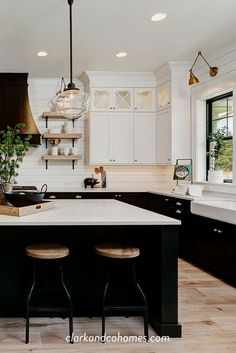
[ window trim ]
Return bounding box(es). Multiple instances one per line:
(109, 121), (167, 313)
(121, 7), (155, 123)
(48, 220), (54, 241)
(206, 92), (233, 182)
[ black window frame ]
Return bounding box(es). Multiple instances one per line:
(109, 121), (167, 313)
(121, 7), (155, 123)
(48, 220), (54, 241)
(206, 92), (233, 183)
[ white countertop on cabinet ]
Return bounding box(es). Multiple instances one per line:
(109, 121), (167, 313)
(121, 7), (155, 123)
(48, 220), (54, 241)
(0, 199), (181, 226)
(191, 200), (236, 225)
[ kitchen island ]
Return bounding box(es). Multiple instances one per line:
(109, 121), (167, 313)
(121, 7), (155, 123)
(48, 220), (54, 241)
(0, 199), (181, 337)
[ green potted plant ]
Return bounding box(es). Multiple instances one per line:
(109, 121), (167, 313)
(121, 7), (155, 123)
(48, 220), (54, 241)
(207, 127), (226, 183)
(0, 123), (31, 192)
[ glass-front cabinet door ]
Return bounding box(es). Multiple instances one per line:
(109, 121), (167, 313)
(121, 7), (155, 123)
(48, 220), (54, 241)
(90, 88), (111, 111)
(113, 88), (133, 111)
(134, 88), (156, 112)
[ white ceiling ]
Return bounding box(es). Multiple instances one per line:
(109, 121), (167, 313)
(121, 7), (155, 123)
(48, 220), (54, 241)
(0, 0), (236, 78)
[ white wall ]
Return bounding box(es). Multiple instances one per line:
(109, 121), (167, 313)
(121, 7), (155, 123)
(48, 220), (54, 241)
(15, 78), (175, 190)
(191, 46), (236, 190)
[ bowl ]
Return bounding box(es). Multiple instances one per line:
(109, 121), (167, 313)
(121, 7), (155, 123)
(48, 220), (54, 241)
(3, 191), (45, 207)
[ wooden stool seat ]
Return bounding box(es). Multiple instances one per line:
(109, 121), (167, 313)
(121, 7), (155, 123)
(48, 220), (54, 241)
(26, 243), (69, 260)
(95, 243), (140, 259)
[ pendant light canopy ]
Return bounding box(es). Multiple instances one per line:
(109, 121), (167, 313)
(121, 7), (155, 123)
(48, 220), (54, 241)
(53, 0), (90, 119)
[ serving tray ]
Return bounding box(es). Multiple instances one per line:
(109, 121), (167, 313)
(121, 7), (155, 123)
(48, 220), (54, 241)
(0, 200), (55, 217)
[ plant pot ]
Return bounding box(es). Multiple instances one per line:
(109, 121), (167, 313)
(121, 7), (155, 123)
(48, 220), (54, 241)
(208, 170), (224, 183)
(2, 182), (13, 192)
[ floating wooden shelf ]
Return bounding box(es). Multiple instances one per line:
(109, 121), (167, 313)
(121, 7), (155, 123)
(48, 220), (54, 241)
(43, 133), (82, 139)
(42, 155), (82, 160)
(42, 112), (65, 119)
(42, 155), (82, 170)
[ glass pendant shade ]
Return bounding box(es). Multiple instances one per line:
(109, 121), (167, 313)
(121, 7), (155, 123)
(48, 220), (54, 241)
(53, 88), (90, 119)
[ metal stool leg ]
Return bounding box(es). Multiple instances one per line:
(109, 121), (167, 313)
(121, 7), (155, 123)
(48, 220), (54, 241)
(102, 271), (110, 340)
(25, 264), (36, 344)
(131, 263), (149, 341)
(60, 265), (73, 344)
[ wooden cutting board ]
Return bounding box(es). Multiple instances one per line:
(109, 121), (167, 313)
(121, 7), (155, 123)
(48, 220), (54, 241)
(0, 200), (55, 217)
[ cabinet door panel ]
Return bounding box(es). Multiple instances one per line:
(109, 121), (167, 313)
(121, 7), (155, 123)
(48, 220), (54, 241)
(89, 113), (110, 164)
(91, 88), (111, 111)
(134, 88), (156, 112)
(157, 109), (171, 164)
(157, 82), (171, 111)
(133, 113), (156, 164)
(113, 88), (133, 111)
(110, 113), (133, 164)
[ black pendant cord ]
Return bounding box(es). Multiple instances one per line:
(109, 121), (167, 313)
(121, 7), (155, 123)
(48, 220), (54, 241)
(68, 0), (75, 89)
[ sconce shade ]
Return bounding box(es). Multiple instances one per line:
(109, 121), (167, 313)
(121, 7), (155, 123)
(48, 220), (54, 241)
(53, 0), (90, 119)
(189, 70), (199, 85)
(188, 51), (218, 85)
(209, 66), (218, 77)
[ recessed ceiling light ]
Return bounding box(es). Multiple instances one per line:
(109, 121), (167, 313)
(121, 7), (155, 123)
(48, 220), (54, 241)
(151, 13), (167, 22)
(116, 52), (127, 58)
(37, 51), (48, 57)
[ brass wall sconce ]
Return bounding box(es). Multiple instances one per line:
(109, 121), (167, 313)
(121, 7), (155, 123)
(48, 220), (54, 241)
(189, 51), (218, 85)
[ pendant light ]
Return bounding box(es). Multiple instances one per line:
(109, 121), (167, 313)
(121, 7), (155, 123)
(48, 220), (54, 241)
(53, 0), (90, 119)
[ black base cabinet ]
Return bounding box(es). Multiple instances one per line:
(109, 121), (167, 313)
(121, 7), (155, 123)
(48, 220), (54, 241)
(183, 214), (236, 286)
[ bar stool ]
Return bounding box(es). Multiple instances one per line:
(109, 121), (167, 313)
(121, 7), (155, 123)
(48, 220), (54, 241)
(25, 243), (73, 344)
(95, 243), (148, 340)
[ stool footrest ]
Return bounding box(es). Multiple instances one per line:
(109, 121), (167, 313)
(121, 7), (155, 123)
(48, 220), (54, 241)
(28, 306), (70, 313)
(104, 305), (147, 312)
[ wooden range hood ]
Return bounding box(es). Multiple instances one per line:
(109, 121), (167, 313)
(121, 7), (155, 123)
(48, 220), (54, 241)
(0, 73), (41, 145)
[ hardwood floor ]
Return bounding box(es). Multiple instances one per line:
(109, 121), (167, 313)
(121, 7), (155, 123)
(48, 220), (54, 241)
(0, 259), (235, 352)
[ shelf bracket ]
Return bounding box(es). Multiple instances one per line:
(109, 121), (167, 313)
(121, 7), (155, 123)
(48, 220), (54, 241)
(45, 117), (48, 128)
(72, 119), (75, 128)
(72, 138), (75, 147)
(72, 160), (75, 169)
(45, 160), (48, 170)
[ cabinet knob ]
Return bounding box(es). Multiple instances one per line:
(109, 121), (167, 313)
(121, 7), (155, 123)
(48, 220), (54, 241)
(134, 159), (138, 162)
(218, 229), (223, 234)
(168, 158), (170, 161)
(109, 107), (112, 110)
(176, 202), (182, 206)
(75, 195), (82, 199)
(49, 195), (56, 199)
(175, 209), (182, 214)
(113, 107), (115, 110)
(165, 198), (169, 202)
(109, 159), (112, 162)
(135, 107), (138, 110)
(113, 159), (116, 162)
(213, 228), (218, 232)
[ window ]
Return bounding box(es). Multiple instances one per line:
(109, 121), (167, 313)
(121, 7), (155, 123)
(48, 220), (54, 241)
(206, 92), (233, 182)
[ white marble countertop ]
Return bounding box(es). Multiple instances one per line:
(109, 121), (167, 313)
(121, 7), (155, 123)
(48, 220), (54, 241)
(0, 199), (181, 226)
(191, 200), (236, 225)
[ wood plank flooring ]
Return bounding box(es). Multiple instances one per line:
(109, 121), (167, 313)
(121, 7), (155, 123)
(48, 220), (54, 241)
(0, 259), (235, 352)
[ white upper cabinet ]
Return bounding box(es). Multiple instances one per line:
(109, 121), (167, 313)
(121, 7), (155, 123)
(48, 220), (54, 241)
(113, 88), (133, 111)
(157, 81), (171, 111)
(89, 112), (133, 165)
(155, 63), (191, 164)
(91, 87), (156, 112)
(91, 88), (133, 111)
(156, 109), (171, 164)
(133, 113), (156, 164)
(89, 112), (110, 164)
(134, 88), (156, 112)
(110, 113), (133, 164)
(90, 88), (111, 111)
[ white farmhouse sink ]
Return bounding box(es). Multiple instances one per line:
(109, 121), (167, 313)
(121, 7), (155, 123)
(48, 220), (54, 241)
(191, 200), (236, 225)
